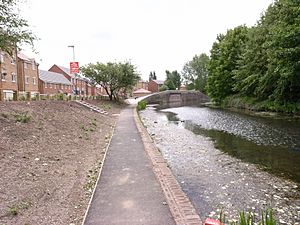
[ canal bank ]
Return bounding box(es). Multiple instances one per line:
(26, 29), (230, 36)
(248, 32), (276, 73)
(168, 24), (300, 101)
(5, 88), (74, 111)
(139, 105), (300, 224)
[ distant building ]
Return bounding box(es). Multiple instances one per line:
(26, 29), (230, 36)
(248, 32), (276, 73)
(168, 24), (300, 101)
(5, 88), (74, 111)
(134, 79), (148, 91)
(38, 70), (72, 95)
(148, 79), (164, 93)
(132, 88), (151, 98)
(48, 64), (87, 95)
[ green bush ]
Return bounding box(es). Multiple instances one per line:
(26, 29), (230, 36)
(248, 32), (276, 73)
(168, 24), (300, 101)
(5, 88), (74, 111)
(14, 112), (31, 123)
(137, 100), (147, 111)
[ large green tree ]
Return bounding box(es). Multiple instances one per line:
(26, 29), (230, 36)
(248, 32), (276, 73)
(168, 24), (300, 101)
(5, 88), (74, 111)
(81, 61), (140, 101)
(259, 0), (300, 103)
(165, 70), (181, 90)
(0, 0), (35, 55)
(182, 53), (210, 93)
(234, 0), (300, 104)
(206, 25), (249, 103)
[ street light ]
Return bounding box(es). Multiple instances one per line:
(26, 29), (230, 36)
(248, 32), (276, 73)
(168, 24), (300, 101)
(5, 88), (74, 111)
(68, 45), (77, 94)
(68, 45), (75, 62)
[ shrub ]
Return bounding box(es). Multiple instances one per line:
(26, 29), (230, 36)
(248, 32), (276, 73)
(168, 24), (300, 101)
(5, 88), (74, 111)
(137, 100), (147, 110)
(14, 112), (31, 123)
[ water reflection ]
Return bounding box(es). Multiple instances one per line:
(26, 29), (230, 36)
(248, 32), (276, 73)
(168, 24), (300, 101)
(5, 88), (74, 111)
(161, 106), (300, 184)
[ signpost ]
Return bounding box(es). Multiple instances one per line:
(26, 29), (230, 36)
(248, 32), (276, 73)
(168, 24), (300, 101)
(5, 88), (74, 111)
(70, 61), (79, 74)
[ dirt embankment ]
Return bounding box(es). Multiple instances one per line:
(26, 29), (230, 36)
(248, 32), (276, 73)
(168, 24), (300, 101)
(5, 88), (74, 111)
(0, 100), (123, 225)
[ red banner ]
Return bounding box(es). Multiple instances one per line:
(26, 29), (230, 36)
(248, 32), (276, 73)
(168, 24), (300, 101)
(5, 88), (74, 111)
(70, 62), (79, 74)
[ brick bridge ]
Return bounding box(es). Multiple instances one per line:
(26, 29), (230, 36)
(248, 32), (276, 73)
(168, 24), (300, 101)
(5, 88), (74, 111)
(141, 90), (210, 107)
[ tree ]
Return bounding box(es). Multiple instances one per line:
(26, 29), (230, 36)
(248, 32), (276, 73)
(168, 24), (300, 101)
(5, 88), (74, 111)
(234, 0), (300, 104)
(0, 0), (36, 55)
(149, 71), (157, 81)
(165, 70), (181, 90)
(206, 25), (249, 104)
(182, 53), (210, 93)
(81, 61), (140, 101)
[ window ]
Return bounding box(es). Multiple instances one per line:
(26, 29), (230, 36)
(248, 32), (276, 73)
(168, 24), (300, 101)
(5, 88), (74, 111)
(24, 62), (28, 69)
(1, 70), (7, 81)
(45, 83), (48, 88)
(11, 73), (17, 82)
(49, 83), (52, 88)
(25, 76), (29, 84)
(33, 77), (36, 85)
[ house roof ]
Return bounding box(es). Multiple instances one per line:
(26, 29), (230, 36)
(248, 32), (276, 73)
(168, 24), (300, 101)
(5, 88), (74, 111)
(39, 70), (72, 85)
(152, 80), (164, 85)
(17, 52), (33, 62)
(55, 65), (86, 80)
(133, 88), (151, 94)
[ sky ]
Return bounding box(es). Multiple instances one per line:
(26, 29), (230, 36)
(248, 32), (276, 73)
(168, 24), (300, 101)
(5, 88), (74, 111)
(20, 0), (273, 80)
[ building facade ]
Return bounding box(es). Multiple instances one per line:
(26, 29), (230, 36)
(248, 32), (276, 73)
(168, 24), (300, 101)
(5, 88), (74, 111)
(0, 50), (18, 100)
(148, 80), (164, 93)
(0, 51), (39, 100)
(39, 70), (72, 95)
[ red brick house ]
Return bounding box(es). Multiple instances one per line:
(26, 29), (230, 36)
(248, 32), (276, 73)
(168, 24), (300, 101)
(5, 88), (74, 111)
(39, 70), (72, 95)
(0, 51), (39, 100)
(48, 64), (88, 95)
(148, 79), (164, 93)
(0, 50), (18, 100)
(17, 52), (39, 97)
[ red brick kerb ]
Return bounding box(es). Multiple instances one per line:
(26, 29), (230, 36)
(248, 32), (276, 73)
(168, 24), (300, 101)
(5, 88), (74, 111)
(134, 108), (202, 225)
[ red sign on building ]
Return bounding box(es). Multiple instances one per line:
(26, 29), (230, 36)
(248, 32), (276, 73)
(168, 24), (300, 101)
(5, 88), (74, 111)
(70, 62), (79, 74)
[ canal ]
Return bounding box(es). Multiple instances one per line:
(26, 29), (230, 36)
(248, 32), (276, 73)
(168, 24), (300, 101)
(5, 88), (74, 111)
(140, 105), (300, 224)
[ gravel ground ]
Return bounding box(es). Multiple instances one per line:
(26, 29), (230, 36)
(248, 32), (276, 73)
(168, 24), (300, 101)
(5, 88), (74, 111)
(140, 106), (300, 224)
(0, 100), (122, 225)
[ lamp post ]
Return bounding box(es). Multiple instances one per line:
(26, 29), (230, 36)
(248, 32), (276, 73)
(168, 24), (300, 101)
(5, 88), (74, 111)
(68, 45), (77, 95)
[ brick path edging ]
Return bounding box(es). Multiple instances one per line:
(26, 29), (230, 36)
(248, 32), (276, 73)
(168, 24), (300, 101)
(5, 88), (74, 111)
(134, 108), (203, 225)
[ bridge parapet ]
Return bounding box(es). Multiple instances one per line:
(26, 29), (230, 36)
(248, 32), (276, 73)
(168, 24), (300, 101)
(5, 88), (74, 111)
(142, 90), (209, 107)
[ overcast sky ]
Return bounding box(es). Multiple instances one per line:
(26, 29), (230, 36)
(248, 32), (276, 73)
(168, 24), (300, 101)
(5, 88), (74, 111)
(21, 0), (273, 80)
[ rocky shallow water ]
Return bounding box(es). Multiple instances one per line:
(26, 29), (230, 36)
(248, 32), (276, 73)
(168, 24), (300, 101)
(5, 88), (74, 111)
(140, 106), (300, 224)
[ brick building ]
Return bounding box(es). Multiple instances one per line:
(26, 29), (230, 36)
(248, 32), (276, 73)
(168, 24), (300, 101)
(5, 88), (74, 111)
(17, 52), (39, 97)
(0, 51), (39, 100)
(39, 70), (72, 95)
(148, 79), (164, 93)
(48, 64), (88, 95)
(0, 50), (18, 100)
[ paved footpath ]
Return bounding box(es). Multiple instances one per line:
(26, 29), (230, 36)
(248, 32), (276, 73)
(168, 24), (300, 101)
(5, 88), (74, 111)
(84, 106), (176, 225)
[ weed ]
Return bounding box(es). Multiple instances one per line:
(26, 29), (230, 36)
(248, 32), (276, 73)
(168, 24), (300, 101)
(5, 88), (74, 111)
(14, 112), (31, 123)
(1, 112), (9, 118)
(137, 100), (147, 111)
(8, 206), (18, 216)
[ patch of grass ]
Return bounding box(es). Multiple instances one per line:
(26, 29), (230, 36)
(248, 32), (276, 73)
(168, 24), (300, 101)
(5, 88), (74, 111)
(14, 112), (31, 123)
(8, 206), (18, 216)
(137, 100), (147, 111)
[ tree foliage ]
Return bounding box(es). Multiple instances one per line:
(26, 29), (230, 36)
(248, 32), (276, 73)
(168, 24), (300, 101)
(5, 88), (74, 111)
(149, 71), (157, 81)
(81, 61), (140, 101)
(182, 53), (210, 93)
(207, 25), (249, 103)
(207, 0), (300, 110)
(0, 0), (36, 55)
(165, 70), (181, 90)
(234, 0), (300, 104)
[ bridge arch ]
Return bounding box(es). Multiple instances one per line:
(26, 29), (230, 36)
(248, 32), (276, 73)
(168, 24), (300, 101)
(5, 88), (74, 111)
(141, 90), (210, 107)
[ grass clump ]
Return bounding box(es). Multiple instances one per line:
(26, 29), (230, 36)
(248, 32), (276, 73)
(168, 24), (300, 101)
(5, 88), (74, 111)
(137, 100), (147, 111)
(14, 112), (31, 123)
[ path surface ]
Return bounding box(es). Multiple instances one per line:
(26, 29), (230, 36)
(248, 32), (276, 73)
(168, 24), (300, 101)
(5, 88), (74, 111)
(84, 106), (175, 225)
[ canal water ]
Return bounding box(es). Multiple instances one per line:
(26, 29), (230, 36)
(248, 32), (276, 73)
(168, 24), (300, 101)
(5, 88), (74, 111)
(140, 105), (300, 224)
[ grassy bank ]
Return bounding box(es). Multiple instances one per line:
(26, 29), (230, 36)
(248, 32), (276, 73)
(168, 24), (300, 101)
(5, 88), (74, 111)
(220, 95), (300, 115)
